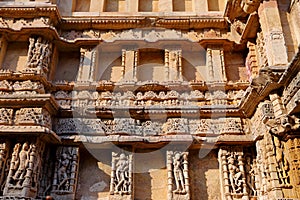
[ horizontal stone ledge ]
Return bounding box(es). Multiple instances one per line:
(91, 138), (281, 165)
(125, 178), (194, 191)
(0, 125), (61, 144)
(60, 134), (256, 145)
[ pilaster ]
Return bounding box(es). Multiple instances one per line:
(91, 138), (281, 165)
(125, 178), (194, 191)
(258, 0), (288, 67)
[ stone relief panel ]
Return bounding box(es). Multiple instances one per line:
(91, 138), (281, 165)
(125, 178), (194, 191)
(110, 152), (133, 200)
(24, 37), (52, 75)
(219, 146), (250, 200)
(55, 117), (245, 136)
(3, 140), (44, 198)
(167, 151), (189, 200)
(53, 89), (245, 110)
(15, 108), (51, 128)
(51, 146), (80, 200)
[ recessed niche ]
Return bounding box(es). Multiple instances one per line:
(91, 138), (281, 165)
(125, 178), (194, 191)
(55, 51), (80, 81)
(173, 0), (192, 12)
(137, 49), (164, 82)
(139, 0), (159, 12)
(104, 0), (126, 12)
(74, 0), (91, 12)
(2, 42), (28, 72)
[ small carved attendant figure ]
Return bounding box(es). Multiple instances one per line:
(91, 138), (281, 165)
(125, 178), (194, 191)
(228, 156), (243, 193)
(57, 153), (71, 190)
(173, 153), (186, 193)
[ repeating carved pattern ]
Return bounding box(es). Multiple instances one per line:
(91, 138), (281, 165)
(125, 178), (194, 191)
(110, 152), (133, 199)
(0, 109), (13, 125)
(53, 89), (245, 109)
(55, 117), (245, 136)
(167, 151), (189, 200)
(51, 147), (79, 200)
(15, 108), (51, 128)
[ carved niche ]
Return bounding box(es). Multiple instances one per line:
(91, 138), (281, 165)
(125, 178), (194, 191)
(167, 151), (189, 200)
(110, 152), (133, 200)
(3, 140), (44, 198)
(219, 147), (249, 200)
(25, 37), (52, 75)
(51, 146), (80, 200)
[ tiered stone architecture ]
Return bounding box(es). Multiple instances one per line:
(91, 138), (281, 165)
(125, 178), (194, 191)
(0, 0), (299, 199)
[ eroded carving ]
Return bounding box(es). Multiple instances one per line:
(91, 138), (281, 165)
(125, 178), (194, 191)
(25, 37), (52, 75)
(51, 147), (80, 200)
(167, 151), (189, 200)
(110, 152), (132, 198)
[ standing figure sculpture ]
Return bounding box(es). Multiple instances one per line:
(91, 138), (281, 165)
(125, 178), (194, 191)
(228, 156), (243, 193)
(13, 143), (30, 186)
(173, 153), (186, 193)
(114, 153), (129, 194)
(57, 153), (71, 191)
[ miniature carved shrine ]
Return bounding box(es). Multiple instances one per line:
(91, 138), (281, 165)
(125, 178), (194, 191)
(0, 0), (299, 199)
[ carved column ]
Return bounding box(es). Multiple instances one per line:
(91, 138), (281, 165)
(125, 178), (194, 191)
(206, 46), (226, 82)
(51, 146), (80, 200)
(126, 0), (138, 12)
(167, 151), (189, 200)
(3, 140), (45, 198)
(109, 152), (133, 200)
(165, 49), (182, 81)
(258, 0), (288, 66)
(0, 141), (10, 196)
(77, 47), (97, 82)
(218, 147), (249, 200)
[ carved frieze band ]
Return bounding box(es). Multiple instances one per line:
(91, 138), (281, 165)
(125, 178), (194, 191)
(55, 117), (244, 136)
(0, 80), (45, 95)
(54, 89), (245, 110)
(0, 108), (51, 128)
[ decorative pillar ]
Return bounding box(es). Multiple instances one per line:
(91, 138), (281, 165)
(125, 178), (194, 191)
(166, 151), (189, 200)
(0, 141), (10, 195)
(164, 49), (170, 81)
(109, 152), (133, 200)
(77, 47), (97, 82)
(123, 49), (138, 81)
(126, 0), (138, 12)
(258, 0), (288, 66)
(206, 45), (226, 82)
(51, 146), (80, 200)
(166, 49), (182, 81)
(0, 36), (7, 68)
